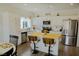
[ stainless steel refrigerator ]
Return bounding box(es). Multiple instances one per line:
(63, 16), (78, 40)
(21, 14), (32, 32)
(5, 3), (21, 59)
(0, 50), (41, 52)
(63, 19), (78, 46)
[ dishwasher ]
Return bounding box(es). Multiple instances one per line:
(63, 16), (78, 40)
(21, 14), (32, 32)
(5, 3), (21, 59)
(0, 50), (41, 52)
(21, 32), (27, 44)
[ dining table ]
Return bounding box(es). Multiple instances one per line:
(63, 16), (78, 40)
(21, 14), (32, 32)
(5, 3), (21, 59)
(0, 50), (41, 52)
(28, 32), (64, 56)
(0, 42), (15, 56)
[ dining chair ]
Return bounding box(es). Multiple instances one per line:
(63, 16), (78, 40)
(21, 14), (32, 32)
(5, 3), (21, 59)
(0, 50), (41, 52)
(9, 35), (18, 56)
(0, 48), (13, 56)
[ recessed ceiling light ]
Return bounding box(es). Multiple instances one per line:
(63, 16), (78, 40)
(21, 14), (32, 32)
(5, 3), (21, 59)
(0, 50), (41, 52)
(49, 5), (53, 8)
(70, 3), (74, 6)
(34, 8), (38, 10)
(24, 4), (28, 6)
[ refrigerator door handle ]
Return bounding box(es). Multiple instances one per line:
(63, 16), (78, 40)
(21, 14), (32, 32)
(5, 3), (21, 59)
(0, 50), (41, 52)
(75, 22), (78, 37)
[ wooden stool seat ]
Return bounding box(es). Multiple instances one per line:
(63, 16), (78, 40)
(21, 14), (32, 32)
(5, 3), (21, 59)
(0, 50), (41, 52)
(28, 36), (37, 42)
(43, 38), (54, 44)
(42, 30), (49, 33)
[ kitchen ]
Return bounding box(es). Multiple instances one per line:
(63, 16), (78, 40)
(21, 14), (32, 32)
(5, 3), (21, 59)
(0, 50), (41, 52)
(0, 3), (79, 56)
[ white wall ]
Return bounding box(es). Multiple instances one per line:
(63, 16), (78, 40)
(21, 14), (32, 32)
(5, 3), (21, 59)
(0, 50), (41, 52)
(2, 12), (10, 42)
(0, 13), (3, 42)
(0, 12), (10, 43)
(9, 13), (21, 45)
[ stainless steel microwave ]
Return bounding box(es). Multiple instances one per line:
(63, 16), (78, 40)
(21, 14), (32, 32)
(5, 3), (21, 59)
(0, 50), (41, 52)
(43, 21), (50, 25)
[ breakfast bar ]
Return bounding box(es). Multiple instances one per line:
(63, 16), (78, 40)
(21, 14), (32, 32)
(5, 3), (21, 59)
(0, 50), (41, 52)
(28, 32), (63, 56)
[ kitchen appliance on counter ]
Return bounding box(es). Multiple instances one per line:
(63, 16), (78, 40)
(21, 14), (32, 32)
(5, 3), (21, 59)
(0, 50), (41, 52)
(43, 20), (50, 25)
(42, 20), (52, 33)
(63, 19), (78, 46)
(42, 27), (52, 33)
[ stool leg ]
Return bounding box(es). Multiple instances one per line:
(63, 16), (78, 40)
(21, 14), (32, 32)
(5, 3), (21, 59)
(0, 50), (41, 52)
(32, 42), (39, 54)
(45, 44), (53, 56)
(48, 45), (51, 55)
(48, 44), (54, 56)
(33, 42), (36, 53)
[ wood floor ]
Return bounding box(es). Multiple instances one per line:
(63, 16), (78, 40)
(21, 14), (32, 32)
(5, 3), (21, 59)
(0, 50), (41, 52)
(17, 42), (79, 56)
(59, 44), (79, 56)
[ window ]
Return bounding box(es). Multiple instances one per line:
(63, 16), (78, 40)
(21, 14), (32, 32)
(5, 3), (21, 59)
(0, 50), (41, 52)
(20, 17), (31, 29)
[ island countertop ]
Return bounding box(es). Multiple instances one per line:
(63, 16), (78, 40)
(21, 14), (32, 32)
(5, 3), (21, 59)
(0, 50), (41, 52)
(28, 32), (64, 39)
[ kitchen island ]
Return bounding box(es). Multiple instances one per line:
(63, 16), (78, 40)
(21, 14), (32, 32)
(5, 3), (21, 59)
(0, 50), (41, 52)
(28, 32), (63, 56)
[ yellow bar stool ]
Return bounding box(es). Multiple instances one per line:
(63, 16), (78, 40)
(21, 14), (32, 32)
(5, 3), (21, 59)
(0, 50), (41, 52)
(43, 38), (55, 56)
(28, 36), (39, 54)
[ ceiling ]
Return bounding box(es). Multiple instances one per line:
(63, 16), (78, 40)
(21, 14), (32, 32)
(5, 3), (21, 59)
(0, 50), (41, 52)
(0, 3), (79, 16)
(8, 3), (79, 13)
